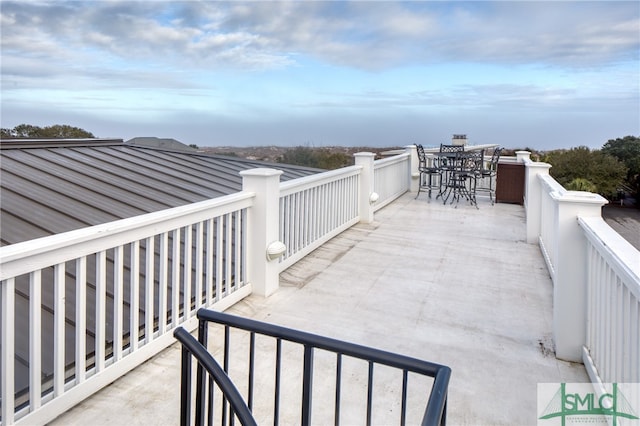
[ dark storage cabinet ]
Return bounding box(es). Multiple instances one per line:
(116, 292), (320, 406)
(496, 162), (525, 204)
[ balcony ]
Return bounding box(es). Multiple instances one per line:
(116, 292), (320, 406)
(1, 147), (638, 425)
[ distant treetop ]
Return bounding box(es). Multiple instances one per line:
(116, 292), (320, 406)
(1, 124), (95, 139)
(542, 135), (640, 203)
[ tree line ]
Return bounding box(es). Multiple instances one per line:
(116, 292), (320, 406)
(541, 135), (639, 204)
(1, 123), (638, 204)
(1, 124), (95, 139)
(276, 146), (353, 170)
(279, 138), (640, 204)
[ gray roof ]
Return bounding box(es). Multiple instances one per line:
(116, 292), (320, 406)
(125, 136), (198, 151)
(0, 138), (323, 246)
(1, 138), (324, 399)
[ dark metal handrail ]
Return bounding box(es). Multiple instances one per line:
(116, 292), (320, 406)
(175, 308), (451, 426)
(174, 327), (258, 426)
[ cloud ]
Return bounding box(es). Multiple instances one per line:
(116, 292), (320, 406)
(2, 1), (638, 74)
(1, 0), (637, 151)
(420, 2), (639, 67)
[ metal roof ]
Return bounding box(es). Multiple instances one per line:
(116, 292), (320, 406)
(0, 138), (324, 400)
(0, 139), (323, 246)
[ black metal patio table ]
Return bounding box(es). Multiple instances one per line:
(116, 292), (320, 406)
(421, 144), (498, 207)
(427, 151), (462, 202)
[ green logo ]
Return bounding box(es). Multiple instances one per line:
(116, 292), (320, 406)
(539, 383), (639, 425)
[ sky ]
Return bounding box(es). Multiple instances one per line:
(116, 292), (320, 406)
(1, 1), (639, 150)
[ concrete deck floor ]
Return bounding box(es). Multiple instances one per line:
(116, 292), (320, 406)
(50, 192), (588, 426)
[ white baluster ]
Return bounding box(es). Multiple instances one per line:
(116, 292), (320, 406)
(96, 251), (107, 372)
(54, 263), (65, 395)
(75, 258), (86, 383)
(130, 240), (140, 351)
(114, 245), (124, 361)
(144, 236), (155, 344)
(2, 277), (16, 424)
(30, 270), (42, 409)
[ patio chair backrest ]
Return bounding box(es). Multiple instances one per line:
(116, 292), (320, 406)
(456, 150), (483, 173)
(484, 147), (502, 173)
(491, 147), (502, 166)
(416, 144), (426, 164)
(440, 144), (464, 153)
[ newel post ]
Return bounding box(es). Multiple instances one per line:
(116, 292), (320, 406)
(354, 152), (376, 224)
(515, 150), (531, 163)
(524, 161), (552, 244)
(406, 145), (420, 193)
(552, 191), (607, 362)
(240, 168), (283, 297)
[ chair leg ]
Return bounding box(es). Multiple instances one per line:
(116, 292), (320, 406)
(418, 172), (443, 201)
(442, 174), (452, 204)
(436, 172), (444, 201)
(471, 177), (479, 209)
(489, 175), (495, 205)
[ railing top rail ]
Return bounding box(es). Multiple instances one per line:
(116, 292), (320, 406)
(498, 156), (521, 164)
(279, 165), (361, 195)
(0, 191), (255, 280)
(538, 174), (607, 205)
(373, 152), (410, 168)
(578, 216), (640, 297)
(197, 308), (449, 377)
(538, 173), (567, 196)
(197, 308), (450, 425)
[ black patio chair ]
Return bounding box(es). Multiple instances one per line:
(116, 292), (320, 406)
(416, 144), (442, 199)
(476, 147), (502, 205)
(436, 144), (465, 201)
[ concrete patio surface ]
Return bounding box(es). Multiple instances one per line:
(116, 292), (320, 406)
(50, 192), (588, 426)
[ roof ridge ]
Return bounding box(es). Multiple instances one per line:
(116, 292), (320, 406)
(0, 138), (124, 149)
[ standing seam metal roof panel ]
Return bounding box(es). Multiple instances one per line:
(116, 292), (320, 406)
(16, 148), (183, 209)
(0, 139), (323, 245)
(52, 147), (215, 204)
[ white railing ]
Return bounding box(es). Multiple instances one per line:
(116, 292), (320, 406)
(579, 216), (640, 385)
(0, 149), (414, 425)
(277, 149), (411, 270)
(278, 166), (361, 271)
(373, 152), (411, 211)
(0, 193), (254, 425)
(537, 173), (567, 280)
(524, 158), (640, 387)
